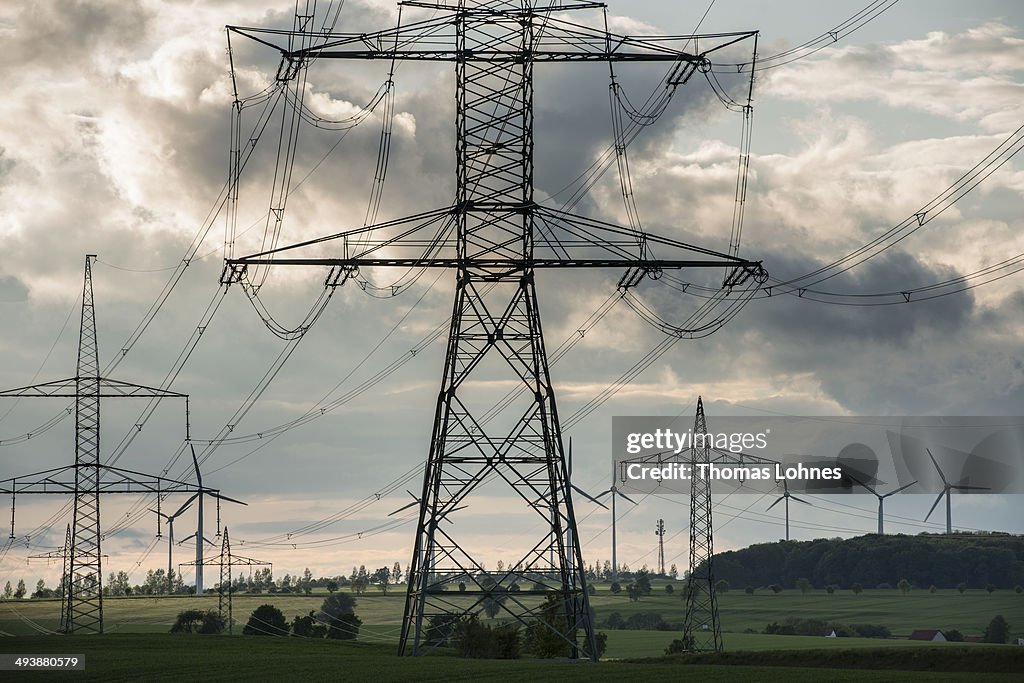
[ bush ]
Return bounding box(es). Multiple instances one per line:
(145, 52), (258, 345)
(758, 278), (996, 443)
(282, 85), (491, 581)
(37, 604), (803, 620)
(851, 623), (891, 639)
(851, 583), (863, 595)
(1015, 585), (1022, 594)
(986, 584), (997, 594)
(665, 584), (674, 595)
(610, 582), (621, 594)
(243, 604), (289, 636)
(170, 609), (225, 634)
(665, 636), (694, 654)
(604, 612), (625, 629)
(769, 584), (783, 594)
(744, 586), (755, 595)
(957, 582), (967, 594)
(715, 579), (729, 594)
(452, 615), (521, 659)
(524, 595), (572, 658)
(583, 631), (608, 660)
(291, 610), (327, 638)
(424, 614), (461, 647)
(929, 585), (938, 594)
(945, 628), (964, 642)
(458, 582), (466, 592)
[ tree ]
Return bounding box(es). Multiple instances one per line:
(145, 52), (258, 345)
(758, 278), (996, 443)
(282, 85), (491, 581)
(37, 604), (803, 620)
(929, 585), (937, 594)
(524, 595), (572, 658)
(171, 609), (225, 634)
(983, 615), (1010, 644)
(957, 582), (967, 594)
(243, 604), (289, 636)
(669, 563), (678, 579)
(715, 579), (730, 594)
(795, 578), (811, 594)
(897, 579), (911, 595)
(945, 629), (964, 642)
(986, 584), (996, 594)
(32, 579), (52, 599)
(852, 583), (863, 595)
(826, 585), (836, 595)
(1015, 585), (1022, 594)
(452, 615), (522, 659)
(744, 586), (754, 595)
(14, 580), (26, 599)
(374, 567), (391, 594)
(393, 561), (402, 585)
(301, 568), (314, 595)
(626, 584), (640, 602)
(634, 570), (652, 596)
(3, 581), (11, 599)
(292, 610), (326, 638)
(665, 584), (674, 595)
(326, 580), (338, 594)
(610, 582), (621, 594)
(318, 593), (361, 640)
(458, 582), (467, 592)
(769, 584), (783, 594)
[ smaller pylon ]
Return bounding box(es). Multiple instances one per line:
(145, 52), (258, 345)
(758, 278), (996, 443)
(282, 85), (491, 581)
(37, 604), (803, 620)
(656, 519), (666, 576)
(219, 527), (232, 634)
(60, 524), (71, 633)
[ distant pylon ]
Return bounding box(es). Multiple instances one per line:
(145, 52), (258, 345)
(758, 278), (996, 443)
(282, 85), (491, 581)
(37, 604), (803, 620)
(656, 518), (666, 576)
(681, 397), (722, 652)
(59, 523), (71, 633)
(219, 527), (231, 634)
(67, 254), (104, 634)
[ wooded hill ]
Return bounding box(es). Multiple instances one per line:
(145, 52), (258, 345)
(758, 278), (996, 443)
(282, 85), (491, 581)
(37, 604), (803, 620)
(708, 533), (1024, 589)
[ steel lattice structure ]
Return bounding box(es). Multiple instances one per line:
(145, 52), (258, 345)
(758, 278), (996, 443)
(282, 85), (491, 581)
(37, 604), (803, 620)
(224, 1), (764, 659)
(681, 397), (721, 652)
(0, 256), (221, 634)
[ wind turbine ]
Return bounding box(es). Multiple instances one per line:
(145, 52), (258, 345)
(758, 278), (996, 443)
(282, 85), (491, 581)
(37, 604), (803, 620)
(179, 444), (246, 593)
(594, 456), (638, 579)
(850, 476), (916, 535)
(565, 438), (607, 574)
(923, 448), (989, 534)
(149, 494), (199, 593)
(767, 480), (811, 541)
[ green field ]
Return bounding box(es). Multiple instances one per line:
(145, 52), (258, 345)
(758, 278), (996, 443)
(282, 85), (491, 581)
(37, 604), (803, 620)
(2, 583), (1021, 643)
(0, 634), (1020, 682)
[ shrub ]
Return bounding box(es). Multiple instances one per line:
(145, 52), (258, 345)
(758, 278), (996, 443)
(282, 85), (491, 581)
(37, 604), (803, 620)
(610, 582), (621, 594)
(583, 631), (608, 660)
(715, 580), (729, 594)
(945, 628), (964, 642)
(291, 610), (327, 638)
(604, 612), (625, 629)
(665, 584), (674, 595)
(851, 583), (863, 595)
(769, 584), (783, 594)
(929, 585), (937, 594)
(170, 609), (225, 634)
(452, 615), (521, 659)
(851, 623), (891, 639)
(243, 604), (289, 636)
(744, 586), (754, 595)
(665, 636), (694, 654)
(424, 614), (461, 647)
(957, 582), (967, 594)
(986, 584), (996, 594)
(1015, 585), (1022, 594)
(458, 582), (466, 592)
(983, 615), (1010, 644)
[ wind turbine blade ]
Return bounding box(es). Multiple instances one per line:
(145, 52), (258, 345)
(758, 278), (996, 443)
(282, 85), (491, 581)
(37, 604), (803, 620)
(209, 492), (247, 506)
(171, 493), (200, 519)
(177, 533), (197, 545)
(572, 485), (608, 509)
(951, 484), (991, 491)
(594, 489), (613, 499)
(568, 437), (573, 477)
(406, 490), (419, 501)
(847, 474), (877, 497)
(790, 495), (813, 506)
(925, 448), (948, 486)
(766, 497), (783, 511)
(388, 500), (420, 517)
(148, 508), (171, 520)
(618, 491), (639, 506)
(923, 490), (944, 522)
(881, 480), (918, 498)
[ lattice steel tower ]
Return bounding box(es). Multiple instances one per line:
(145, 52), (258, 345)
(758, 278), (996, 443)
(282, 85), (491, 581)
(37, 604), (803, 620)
(224, 1), (762, 659)
(681, 396), (722, 652)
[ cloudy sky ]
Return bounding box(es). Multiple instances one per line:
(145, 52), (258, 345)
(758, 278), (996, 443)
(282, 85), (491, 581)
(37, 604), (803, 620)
(1, 0), (1022, 591)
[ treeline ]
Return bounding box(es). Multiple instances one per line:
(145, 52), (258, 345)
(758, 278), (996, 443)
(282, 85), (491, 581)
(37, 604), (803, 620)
(706, 532), (1024, 589)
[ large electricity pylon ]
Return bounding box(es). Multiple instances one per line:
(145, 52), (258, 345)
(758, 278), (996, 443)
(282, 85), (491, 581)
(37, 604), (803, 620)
(681, 397), (721, 652)
(224, 2), (763, 659)
(0, 256), (230, 634)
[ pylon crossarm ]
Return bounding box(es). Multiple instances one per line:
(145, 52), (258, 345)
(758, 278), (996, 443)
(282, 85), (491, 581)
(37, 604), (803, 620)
(0, 464), (226, 497)
(0, 378), (187, 398)
(229, 16), (753, 64)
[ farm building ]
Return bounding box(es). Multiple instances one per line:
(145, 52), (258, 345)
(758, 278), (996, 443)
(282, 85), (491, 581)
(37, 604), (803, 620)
(909, 630), (946, 642)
